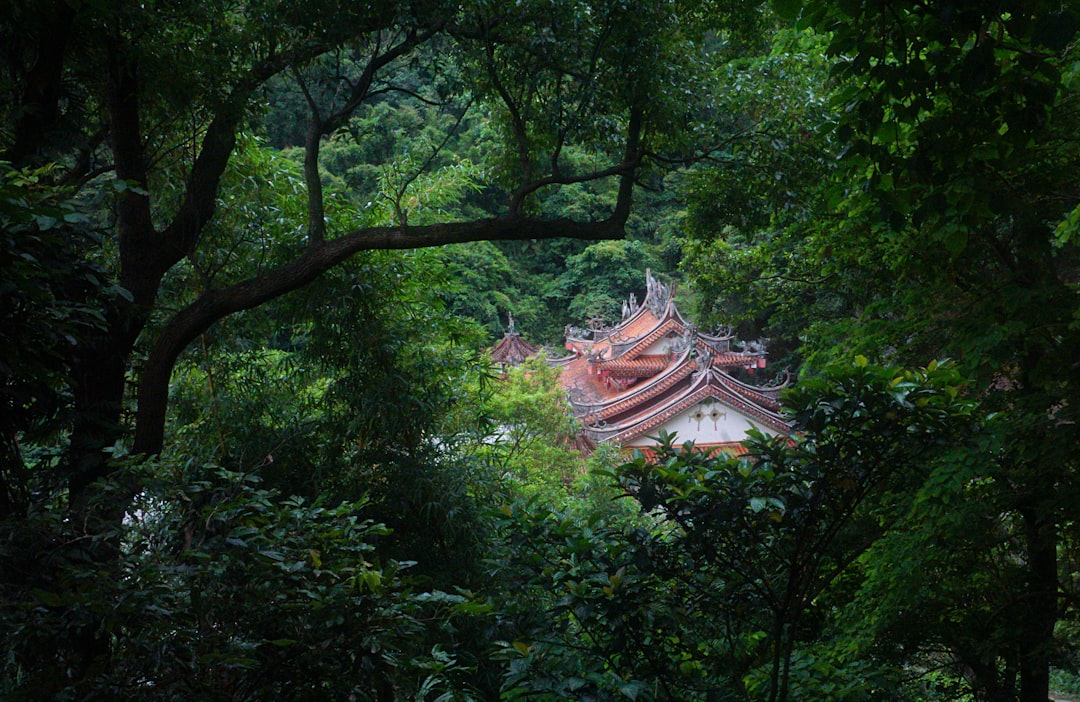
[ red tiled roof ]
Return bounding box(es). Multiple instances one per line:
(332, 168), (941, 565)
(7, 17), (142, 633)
(608, 372), (792, 444)
(596, 361), (696, 420)
(558, 270), (791, 450)
(490, 333), (538, 365)
(597, 354), (669, 377)
(612, 318), (682, 361)
(709, 350), (760, 368)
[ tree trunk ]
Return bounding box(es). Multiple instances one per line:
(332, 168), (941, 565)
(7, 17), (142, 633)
(958, 655), (1017, 702)
(1019, 505), (1057, 702)
(4, 0), (75, 166)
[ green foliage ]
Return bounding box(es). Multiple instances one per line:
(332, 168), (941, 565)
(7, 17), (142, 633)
(494, 360), (981, 701)
(679, 28), (838, 365)
(315, 100), (492, 228)
(0, 163), (111, 512)
(17, 1), (1080, 699)
(436, 241), (547, 340)
(0, 463), (488, 700)
(466, 356), (584, 496)
(166, 245), (504, 594)
(676, 5), (1080, 697)
(558, 240), (657, 324)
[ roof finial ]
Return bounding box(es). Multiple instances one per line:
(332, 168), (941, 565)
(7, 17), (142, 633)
(507, 311), (516, 335)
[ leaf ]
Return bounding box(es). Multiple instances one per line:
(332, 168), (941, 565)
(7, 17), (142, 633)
(30, 588), (65, 607)
(772, 0), (802, 20)
(943, 227), (967, 255)
(35, 215), (58, 230)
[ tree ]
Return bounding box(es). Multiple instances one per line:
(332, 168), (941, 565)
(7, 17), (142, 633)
(0, 0), (700, 526)
(691, 1), (1080, 699)
(496, 359), (980, 701)
(465, 355), (585, 493)
(679, 27), (838, 368)
(3, 0), (773, 686)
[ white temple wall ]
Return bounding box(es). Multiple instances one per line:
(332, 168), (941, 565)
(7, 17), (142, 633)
(623, 398), (770, 447)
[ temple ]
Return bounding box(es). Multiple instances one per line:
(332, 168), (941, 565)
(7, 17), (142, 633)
(550, 270), (792, 454)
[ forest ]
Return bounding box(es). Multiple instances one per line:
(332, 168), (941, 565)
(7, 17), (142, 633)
(1, 0), (1079, 700)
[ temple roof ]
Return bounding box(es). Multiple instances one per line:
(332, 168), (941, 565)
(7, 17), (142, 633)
(490, 332), (538, 366)
(558, 269), (792, 447)
(489, 312), (539, 366)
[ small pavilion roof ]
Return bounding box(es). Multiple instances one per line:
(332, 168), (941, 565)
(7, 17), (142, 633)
(488, 312), (539, 367)
(490, 332), (538, 366)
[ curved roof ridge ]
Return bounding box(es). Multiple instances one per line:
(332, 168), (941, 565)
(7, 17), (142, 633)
(698, 325), (736, 343)
(701, 343), (761, 368)
(700, 367), (791, 428)
(570, 344), (695, 416)
(586, 363), (714, 436)
(546, 352), (578, 366)
(607, 372), (792, 444)
(604, 317), (681, 362)
(595, 362), (697, 420)
(712, 367), (790, 407)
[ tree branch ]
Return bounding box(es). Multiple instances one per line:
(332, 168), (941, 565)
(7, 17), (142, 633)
(297, 27), (440, 244)
(483, 39), (532, 211)
(133, 214), (629, 455)
(109, 43), (157, 308)
(148, 35), (398, 305)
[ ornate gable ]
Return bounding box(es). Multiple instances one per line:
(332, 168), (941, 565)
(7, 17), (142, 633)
(557, 270), (792, 449)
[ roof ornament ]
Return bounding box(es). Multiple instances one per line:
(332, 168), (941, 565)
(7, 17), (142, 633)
(670, 325), (696, 355)
(566, 324), (588, 340)
(583, 413), (610, 430)
(763, 368), (793, 389)
(645, 268), (672, 317)
(489, 315), (539, 366)
(737, 338), (767, 354)
(693, 344), (714, 373)
(711, 325), (734, 353)
(622, 291), (640, 320)
(588, 316), (611, 340)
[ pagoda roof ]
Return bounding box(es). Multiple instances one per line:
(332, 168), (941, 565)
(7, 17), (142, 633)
(558, 269), (792, 448)
(580, 366), (792, 444)
(489, 332), (538, 366)
(487, 311), (541, 367)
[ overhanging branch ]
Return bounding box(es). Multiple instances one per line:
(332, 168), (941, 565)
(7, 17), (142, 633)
(133, 214), (629, 456)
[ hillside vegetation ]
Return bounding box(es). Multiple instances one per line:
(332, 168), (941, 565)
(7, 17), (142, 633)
(2, 1), (1079, 700)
